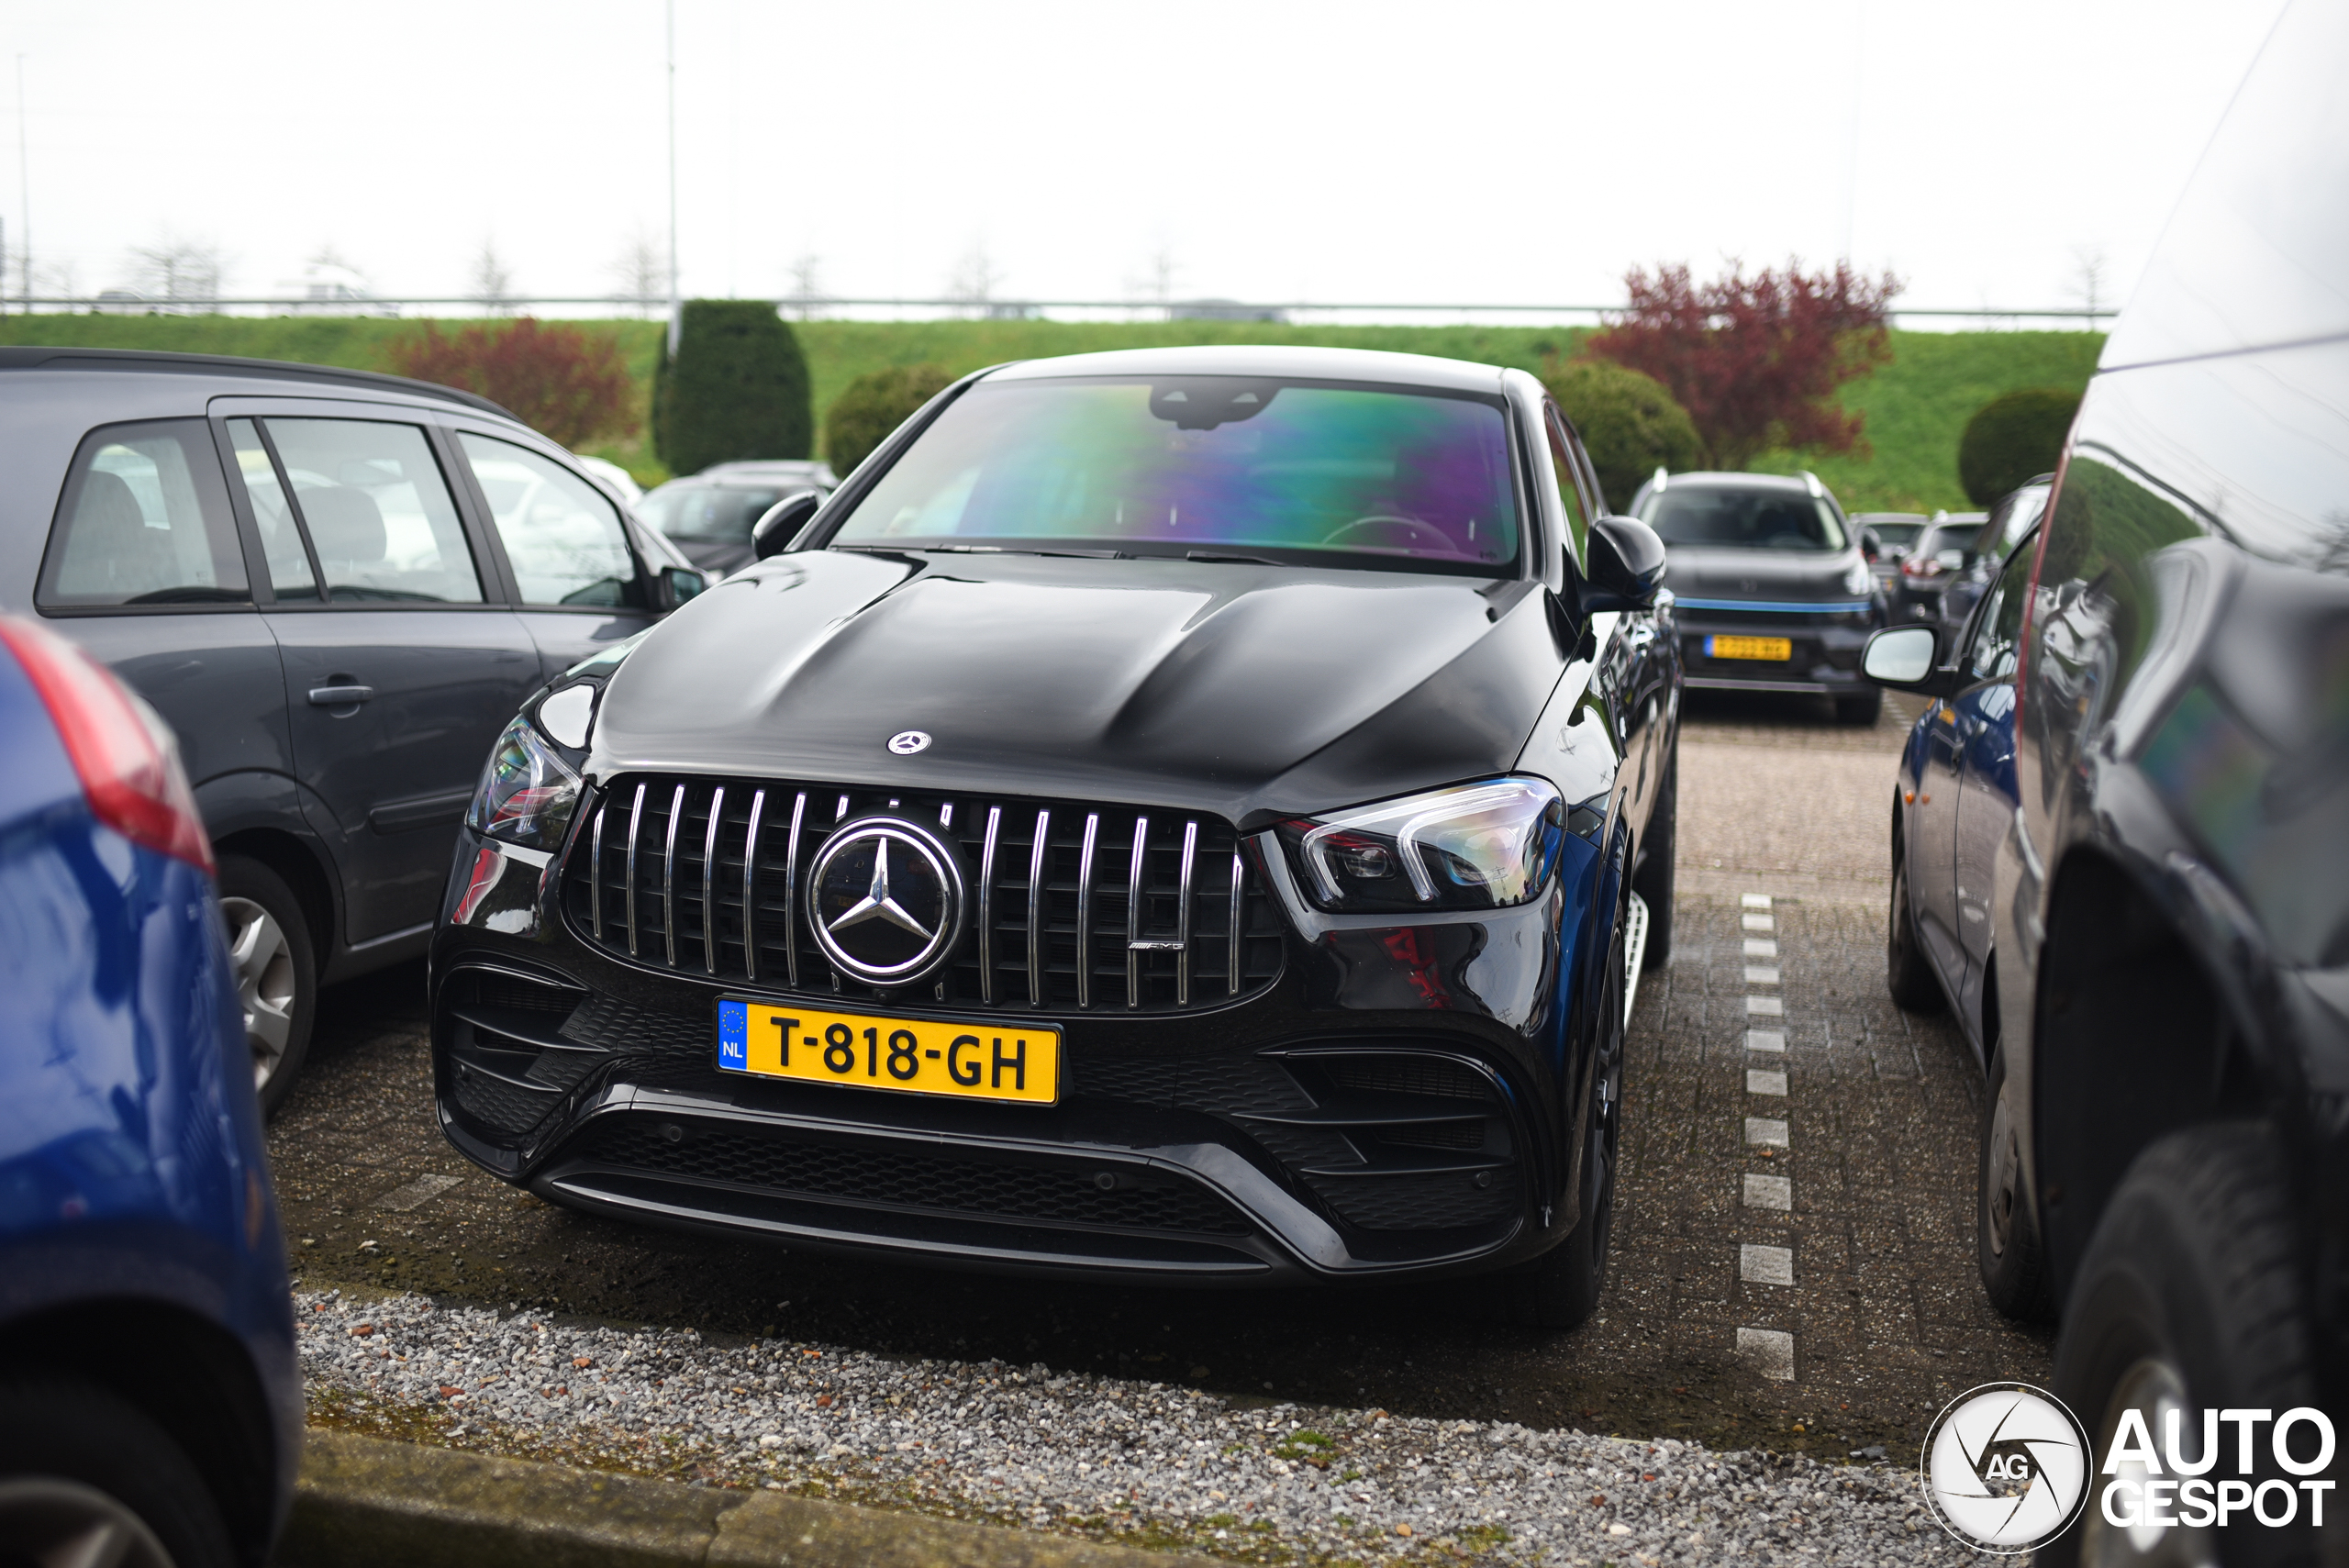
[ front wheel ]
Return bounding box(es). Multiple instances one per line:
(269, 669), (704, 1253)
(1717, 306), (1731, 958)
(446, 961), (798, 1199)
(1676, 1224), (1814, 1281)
(2045, 1124), (2325, 1568)
(0, 1374), (238, 1568)
(217, 854), (317, 1118)
(1498, 897), (1626, 1330)
(1976, 1048), (2053, 1321)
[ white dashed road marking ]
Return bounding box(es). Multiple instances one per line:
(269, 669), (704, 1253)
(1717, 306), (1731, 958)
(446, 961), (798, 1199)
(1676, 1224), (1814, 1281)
(1744, 995), (1783, 1017)
(1743, 965), (1781, 984)
(1741, 914), (1775, 932)
(1746, 1069), (1787, 1096)
(1736, 1327), (1796, 1381)
(1740, 1244), (1795, 1285)
(1741, 895), (1773, 909)
(1742, 938), (1778, 958)
(1742, 1173), (1792, 1210)
(373, 1173), (461, 1212)
(1744, 1029), (1786, 1052)
(1744, 1117), (1789, 1147)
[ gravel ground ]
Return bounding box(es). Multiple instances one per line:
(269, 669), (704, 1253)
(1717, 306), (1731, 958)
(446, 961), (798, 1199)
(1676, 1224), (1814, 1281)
(296, 1284), (1985, 1565)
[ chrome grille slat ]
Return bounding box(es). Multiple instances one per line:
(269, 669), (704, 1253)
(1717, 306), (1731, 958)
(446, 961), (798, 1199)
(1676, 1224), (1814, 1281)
(661, 784), (685, 966)
(1026, 809), (1051, 1006)
(1176, 819), (1198, 1006)
(562, 776), (1278, 1015)
(625, 784), (646, 957)
(978, 806), (1000, 1004)
(741, 789), (765, 982)
(701, 785), (724, 975)
(783, 790), (807, 988)
(1229, 849), (1245, 995)
(1126, 815), (1149, 1008)
(1074, 813), (1099, 1009)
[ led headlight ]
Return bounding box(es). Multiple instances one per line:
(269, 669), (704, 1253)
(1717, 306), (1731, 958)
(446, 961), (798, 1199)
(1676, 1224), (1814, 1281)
(466, 711), (581, 851)
(1277, 776), (1564, 914)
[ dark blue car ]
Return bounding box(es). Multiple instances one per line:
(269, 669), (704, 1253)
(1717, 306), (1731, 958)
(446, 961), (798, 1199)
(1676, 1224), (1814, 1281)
(1870, 521), (2048, 1318)
(0, 615), (298, 1567)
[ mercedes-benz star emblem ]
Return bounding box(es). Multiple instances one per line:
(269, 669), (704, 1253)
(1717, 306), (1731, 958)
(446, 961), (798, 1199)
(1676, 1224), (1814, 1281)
(886, 730), (931, 755)
(807, 817), (965, 985)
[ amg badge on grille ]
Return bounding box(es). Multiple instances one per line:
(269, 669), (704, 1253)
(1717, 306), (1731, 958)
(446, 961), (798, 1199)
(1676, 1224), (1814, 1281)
(807, 817), (966, 985)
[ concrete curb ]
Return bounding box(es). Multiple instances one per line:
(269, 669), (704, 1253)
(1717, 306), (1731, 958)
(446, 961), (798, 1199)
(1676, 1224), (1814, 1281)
(279, 1429), (1220, 1568)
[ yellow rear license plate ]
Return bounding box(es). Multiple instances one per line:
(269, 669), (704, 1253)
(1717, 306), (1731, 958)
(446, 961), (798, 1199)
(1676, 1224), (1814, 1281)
(716, 998), (1061, 1106)
(1707, 635), (1793, 662)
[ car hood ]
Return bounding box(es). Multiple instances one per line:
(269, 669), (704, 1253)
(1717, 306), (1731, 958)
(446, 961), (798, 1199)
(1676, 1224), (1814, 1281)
(587, 549), (1565, 826)
(1663, 546), (1865, 603)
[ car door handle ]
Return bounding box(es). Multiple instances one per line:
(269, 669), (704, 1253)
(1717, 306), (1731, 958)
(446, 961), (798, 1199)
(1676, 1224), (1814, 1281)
(307, 684), (375, 706)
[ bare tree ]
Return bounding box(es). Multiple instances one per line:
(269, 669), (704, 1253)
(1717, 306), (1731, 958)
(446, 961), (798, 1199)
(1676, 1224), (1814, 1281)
(1127, 241), (1180, 319)
(128, 235), (224, 308)
(945, 243), (1002, 315)
(472, 239), (516, 316)
(609, 227), (669, 317)
(2068, 246), (2109, 331)
(785, 253), (827, 320)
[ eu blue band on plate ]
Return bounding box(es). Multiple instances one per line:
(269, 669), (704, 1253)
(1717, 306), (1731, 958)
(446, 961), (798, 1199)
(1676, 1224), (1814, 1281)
(718, 998), (748, 1071)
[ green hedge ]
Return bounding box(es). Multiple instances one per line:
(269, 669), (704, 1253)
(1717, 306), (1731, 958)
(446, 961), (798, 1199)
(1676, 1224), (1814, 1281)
(1542, 358), (1701, 513)
(653, 301), (813, 475)
(823, 362), (956, 474)
(1956, 385), (2080, 505)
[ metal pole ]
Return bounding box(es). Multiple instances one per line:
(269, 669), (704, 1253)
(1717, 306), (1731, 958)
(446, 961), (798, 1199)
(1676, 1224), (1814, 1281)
(665, 0), (681, 356)
(16, 55), (28, 313)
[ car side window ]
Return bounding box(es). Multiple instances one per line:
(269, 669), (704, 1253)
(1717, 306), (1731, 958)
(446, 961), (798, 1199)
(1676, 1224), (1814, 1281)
(1542, 403), (1591, 559)
(36, 420), (250, 609)
(1966, 527), (2041, 683)
(228, 417), (484, 604)
(458, 434), (644, 608)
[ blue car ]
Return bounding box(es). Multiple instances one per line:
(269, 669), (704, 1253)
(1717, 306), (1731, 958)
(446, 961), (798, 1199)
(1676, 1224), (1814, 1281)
(0, 615), (298, 1567)
(1871, 521), (2050, 1317)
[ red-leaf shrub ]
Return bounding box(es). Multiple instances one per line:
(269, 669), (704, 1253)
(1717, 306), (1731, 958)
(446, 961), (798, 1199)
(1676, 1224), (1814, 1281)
(385, 318), (637, 450)
(1585, 261), (1901, 472)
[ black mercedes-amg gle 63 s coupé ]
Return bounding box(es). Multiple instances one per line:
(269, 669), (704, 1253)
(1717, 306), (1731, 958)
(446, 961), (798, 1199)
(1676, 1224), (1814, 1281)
(430, 345), (1680, 1327)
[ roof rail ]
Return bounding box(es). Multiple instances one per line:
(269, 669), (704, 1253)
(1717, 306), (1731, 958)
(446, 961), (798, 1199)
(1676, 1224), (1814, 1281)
(0, 345), (515, 420)
(1800, 470), (1825, 499)
(1652, 465), (1669, 493)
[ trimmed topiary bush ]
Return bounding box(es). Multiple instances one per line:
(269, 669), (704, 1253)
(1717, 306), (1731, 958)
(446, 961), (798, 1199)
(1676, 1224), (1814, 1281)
(1957, 386), (2080, 505)
(1541, 357), (1702, 513)
(652, 301), (813, 475)
(823, 362), (957, 475)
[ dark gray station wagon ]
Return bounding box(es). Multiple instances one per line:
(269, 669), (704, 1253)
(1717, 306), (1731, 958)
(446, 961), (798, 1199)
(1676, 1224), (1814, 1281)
(0, 347), (705, 1110)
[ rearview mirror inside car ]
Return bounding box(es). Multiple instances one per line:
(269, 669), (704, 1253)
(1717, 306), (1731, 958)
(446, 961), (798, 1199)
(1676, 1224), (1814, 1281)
(1582, 516), (1668, 613)
(1862, 624), (1955, 694)
(751, 489), (826, 559)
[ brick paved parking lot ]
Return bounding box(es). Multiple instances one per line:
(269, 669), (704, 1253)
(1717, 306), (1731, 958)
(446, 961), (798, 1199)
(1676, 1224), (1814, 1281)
(270, 689), (2050, 1467)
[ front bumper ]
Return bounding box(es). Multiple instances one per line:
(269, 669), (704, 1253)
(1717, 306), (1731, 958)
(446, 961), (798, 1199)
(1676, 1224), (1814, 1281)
(429, 817), (1609, 1286)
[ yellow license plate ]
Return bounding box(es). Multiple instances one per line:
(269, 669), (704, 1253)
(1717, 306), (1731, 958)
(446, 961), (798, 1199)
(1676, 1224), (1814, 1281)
(716, 999), (1060, 1106)
(1707, 634), (1793, 662)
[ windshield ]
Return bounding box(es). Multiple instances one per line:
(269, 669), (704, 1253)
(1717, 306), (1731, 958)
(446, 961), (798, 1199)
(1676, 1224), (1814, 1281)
(1639, 487), (1847, 551)
(640, 483), (785, 545)
(827, 377), (1520, 574)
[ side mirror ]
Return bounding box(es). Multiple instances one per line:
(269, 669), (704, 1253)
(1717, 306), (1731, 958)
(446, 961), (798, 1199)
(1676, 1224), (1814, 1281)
(751, 489), (826, 560)
(1581, 515), (1668, 613)
(659, 564), (709, 609)
(1934, 547), (1965, 573)
(1861, 624), (1957, 695)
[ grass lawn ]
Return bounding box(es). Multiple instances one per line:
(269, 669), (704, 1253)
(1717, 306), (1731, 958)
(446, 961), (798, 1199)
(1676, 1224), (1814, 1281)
(0, 313), (2101, 511)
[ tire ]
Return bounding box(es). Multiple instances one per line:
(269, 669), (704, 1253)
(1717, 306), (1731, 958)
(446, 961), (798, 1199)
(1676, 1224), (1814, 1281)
(0, 1373), (237, 1568)
(1887, 842), (1944, 1012)
(1835, 689), (1881, 725)
(1499, 895), (1627, 1330)
(217, 854), (317, 1118)
(1631, 748), (1676, 973)
(2043, 1124), (2327, 1568)
(1976, 1048), (2054, 1322)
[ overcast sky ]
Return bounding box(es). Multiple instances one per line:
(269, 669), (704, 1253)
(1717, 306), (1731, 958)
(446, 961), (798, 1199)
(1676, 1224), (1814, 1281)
(1, 0), (2288, 319)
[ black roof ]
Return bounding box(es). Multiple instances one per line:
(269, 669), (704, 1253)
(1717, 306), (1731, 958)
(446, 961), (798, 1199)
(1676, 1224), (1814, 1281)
(0, 345), (516, 420)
